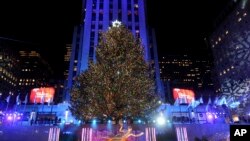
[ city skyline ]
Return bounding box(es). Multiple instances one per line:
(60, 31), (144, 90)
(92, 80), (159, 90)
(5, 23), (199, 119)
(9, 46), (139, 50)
(0, 0), (230, 79)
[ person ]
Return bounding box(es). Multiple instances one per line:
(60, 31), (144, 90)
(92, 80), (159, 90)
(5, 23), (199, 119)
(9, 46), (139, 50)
(102, 122), (144, 141)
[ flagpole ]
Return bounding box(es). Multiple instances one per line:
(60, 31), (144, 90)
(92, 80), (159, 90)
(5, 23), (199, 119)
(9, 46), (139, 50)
(23, 103), (27, 113)
(5, 93), (11, 112)
(14, 104), (18, 112)
(6, 101), (9, 112)
(23, 94), (28, 113)
(15, 94), (20, 112)
(42, 103), (44, 112)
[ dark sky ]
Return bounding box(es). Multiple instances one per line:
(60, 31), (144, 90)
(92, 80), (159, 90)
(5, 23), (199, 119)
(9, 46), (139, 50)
(0, 0), (230, 79)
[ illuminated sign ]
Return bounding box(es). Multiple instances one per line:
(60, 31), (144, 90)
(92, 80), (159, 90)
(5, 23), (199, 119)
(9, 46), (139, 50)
(30, 87), (55, 103)
(173, 88), (195, 104)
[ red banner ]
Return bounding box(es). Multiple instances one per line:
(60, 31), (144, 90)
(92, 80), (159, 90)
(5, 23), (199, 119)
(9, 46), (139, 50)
(30, 87), (55, 103)
(173, 88), (195, 104)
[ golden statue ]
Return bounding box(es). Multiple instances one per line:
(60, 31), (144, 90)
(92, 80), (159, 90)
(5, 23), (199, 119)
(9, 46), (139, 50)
(101, 122), (144, 141)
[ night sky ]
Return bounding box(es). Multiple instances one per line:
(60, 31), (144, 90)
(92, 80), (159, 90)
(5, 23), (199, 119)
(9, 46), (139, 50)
(0, 0), (230, 79)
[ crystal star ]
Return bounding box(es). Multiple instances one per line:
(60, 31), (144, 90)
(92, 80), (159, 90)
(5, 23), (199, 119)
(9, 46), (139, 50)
(112, 20), (122, 27)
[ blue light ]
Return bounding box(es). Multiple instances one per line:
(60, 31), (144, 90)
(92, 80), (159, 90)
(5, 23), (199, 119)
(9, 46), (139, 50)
(62, 120), (66, 124)
(123, 120), (126, 123)
(138, 119), (141, 123)
(157, 116), (166, 125)
(108, 120), (111, 123)
(93, 119), (97, 124)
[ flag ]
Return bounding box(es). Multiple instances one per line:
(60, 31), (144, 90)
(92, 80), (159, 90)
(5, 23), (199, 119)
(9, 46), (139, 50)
(218, 96), (227, 106)
(16, 94), (20, 105)
(213, 96), (219, 106)
(24, 94), (28, 104)
(206, 97), (212, 112)
(174, 98), (180, 106)
(48, 97), (53, 106)
(207, 97), (212, 105)
(6, 95), (11, 103)
(199, 96), (203, 104)
(41, 94), (45, 104)
(188, 98), (195, 108)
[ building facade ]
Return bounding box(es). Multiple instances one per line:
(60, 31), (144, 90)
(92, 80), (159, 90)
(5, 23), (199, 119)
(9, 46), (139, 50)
(210, 0), (250, 109)
(66, 0), (163, 101)
(64, 44), (72, 80)
(0, 37), (53, 105)
(0, 37), (20, 96)
(159, 54), (214, 102)
(18, 50), (53, 96)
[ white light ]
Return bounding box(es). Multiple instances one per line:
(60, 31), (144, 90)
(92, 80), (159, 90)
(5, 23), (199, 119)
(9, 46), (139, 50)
(138, 119), (141, 123)
(65, 110), (69, 122)
(112, 20), (122, 27)
(157, 116), (166, 125)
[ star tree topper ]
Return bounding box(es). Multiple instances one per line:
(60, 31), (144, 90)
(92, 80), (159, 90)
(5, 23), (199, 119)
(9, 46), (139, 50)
(112, 20), (122, 27)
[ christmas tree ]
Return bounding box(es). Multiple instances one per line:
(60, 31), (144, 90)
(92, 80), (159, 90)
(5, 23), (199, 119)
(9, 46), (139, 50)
(70, 23), (159, 122)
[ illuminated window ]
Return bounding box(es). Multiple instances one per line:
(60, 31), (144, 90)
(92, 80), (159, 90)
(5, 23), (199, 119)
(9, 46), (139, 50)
(225, 30), (229, 34)
(243, 13), (247, 17)
(0, 55), (2, 60)
(238, 17), (242, 22)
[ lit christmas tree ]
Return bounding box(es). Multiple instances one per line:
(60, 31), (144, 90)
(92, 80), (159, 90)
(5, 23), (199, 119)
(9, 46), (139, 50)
(70, 22), (159, 122)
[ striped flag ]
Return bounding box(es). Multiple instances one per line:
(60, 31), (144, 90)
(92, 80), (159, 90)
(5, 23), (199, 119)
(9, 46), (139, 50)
(199, 96), (204, 104)
(6, 95), (11, 103)
(24, 94), (28, 104)
(16, 94), (20, 105)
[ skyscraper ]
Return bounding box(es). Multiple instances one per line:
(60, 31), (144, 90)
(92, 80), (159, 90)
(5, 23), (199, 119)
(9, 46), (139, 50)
(0, 37), (53, 105)
(210, 0), (250, 109)
(66, 0), (163, 101)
